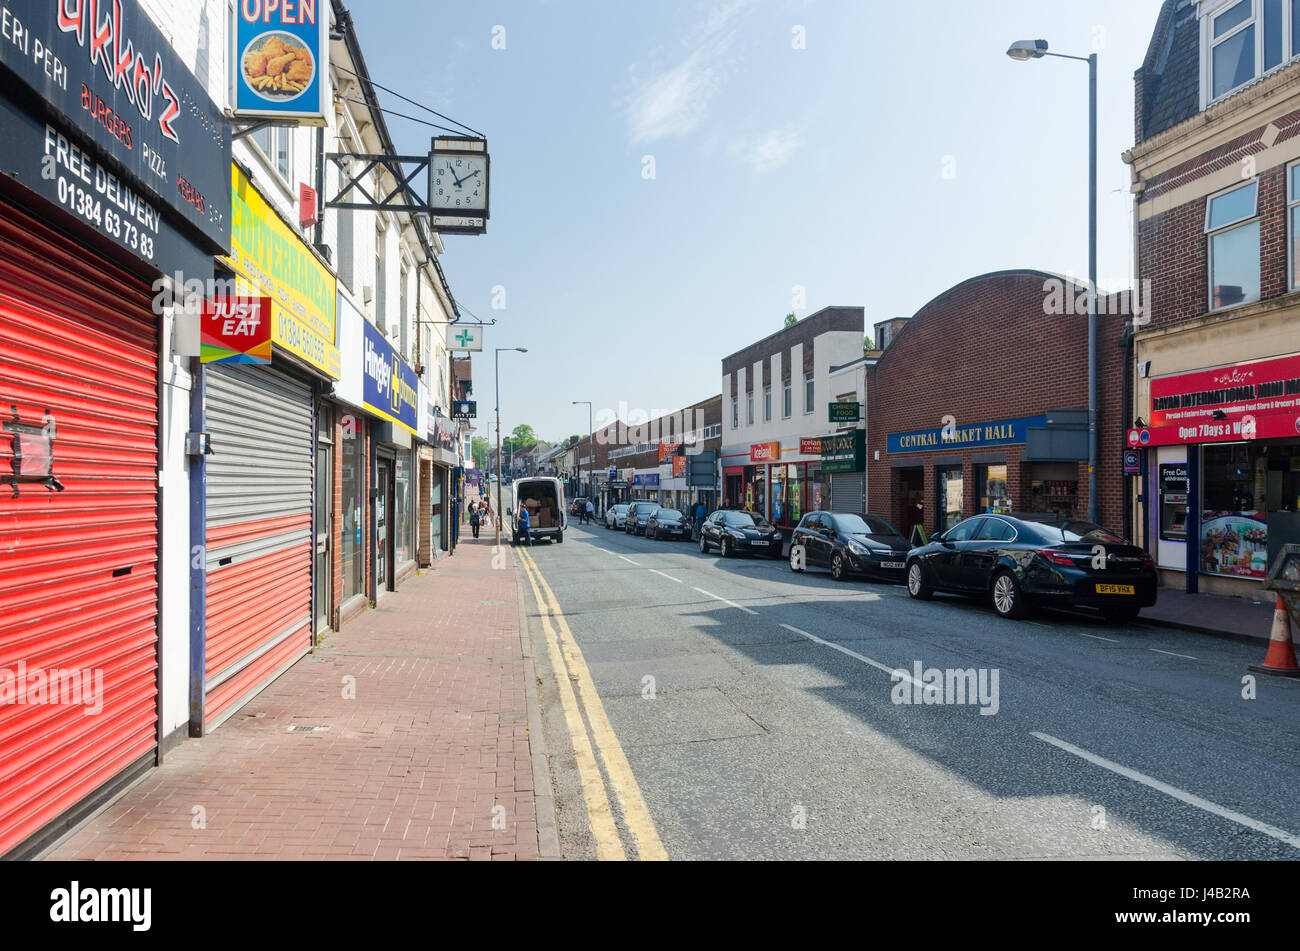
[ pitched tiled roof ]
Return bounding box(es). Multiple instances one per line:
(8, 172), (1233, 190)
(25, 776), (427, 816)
(1138, 0), (1200, 143)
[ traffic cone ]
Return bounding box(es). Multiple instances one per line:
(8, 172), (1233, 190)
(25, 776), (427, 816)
(1249, 595), (1300, 678)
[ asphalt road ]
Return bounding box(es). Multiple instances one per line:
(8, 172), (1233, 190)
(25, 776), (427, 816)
(518, 520), (1300, 860)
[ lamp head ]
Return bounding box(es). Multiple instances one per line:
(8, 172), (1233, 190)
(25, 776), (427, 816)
(1007, 39), (1049, 61)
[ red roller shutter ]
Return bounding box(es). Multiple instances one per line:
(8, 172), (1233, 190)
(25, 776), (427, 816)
(0, 199), (159, 858)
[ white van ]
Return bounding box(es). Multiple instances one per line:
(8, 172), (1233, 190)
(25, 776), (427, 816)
(509, 477), (567, 544)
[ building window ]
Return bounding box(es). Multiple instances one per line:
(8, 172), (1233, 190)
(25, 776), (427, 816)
(251, 125), (292, 183)
(783, 379), (792, 418)
(1206, 180), (1261, 310)
(747, 392), (754, 426)
(1204, 0), (1300, 103)
(804, 372), (815, 414)
(763, 386), (771, 422)
(375, 227), (387, 326)
(732, 398), (739, 429)
(1289, 163), (1300, 288)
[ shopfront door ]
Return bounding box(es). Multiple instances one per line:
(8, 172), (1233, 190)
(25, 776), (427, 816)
(376, 458), (392, 591)
(315, 441), (332, 633)
(938, 467), (965, 533)
(898, 468), (925, 542)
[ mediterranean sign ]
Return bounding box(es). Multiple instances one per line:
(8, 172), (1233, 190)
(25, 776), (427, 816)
(888, 416), (1047, 454)
(225, 165), (339, 379)
(233, 0), (328, 123)
(0, 0), (231, 254)
(819, 430), (866, 473)
(201, 297), (271, 364)
(446, 324), (484, 352)
(1129, 354), (1300, 447)
(829, 401), (860, 423)
(363, 319), (418, 435)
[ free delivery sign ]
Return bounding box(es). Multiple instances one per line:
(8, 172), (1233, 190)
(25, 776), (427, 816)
(363, 320), (419, 435)
(233, 0), (329, 124)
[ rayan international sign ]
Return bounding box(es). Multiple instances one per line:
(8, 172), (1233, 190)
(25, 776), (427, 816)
(363, 319), (418, 436)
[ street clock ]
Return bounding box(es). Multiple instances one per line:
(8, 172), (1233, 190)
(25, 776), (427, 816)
(430, 137), (489, 234)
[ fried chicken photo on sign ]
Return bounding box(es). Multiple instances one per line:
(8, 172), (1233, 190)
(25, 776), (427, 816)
(244, 50), (268, 78)
(267, 51), (297, 77)
(261, 35), (286, 58)
(287, 58), (312, 83)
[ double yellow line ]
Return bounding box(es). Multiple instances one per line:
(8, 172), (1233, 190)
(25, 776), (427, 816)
(517, 547), (668, 861)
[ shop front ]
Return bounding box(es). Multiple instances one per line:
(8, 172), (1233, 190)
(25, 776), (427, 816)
(0, 0), (231, 856)
(421, 403), (460, 563)
(363, 320), (420, 594)
(1128, 352), (1300, 596)
(201, 165), (339, 734)
(632, 472), (660, 501)
(722, 439), (829, 529)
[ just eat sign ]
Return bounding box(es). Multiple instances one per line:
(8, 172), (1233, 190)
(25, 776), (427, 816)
(201, 297), (273, 364)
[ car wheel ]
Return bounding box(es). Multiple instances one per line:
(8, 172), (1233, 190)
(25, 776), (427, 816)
(991, 570), (1027, 619)
(789, 546), (804, 572)
(906, 561), (933, 601)
(699, 533), (709, 554)
(1101, 606), (1139, 625)
(556, 532), (564, 545)
(720, 537), (732, 558)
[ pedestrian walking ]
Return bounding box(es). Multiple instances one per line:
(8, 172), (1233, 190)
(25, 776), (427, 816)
(585, 499), (595, 525)
(469, 502), (481, 539)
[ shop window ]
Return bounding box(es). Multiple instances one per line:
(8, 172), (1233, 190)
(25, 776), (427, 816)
(977, 464), (1009, 514)
(340, 415), (365, 600)
(937, 467), (964, 532)
(395, 453), (411, 565)
(1206, 181), (1260, 310)
(1200, 441), (1300, 579)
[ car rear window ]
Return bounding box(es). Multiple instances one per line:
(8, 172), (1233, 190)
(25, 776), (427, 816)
(724, 512), (770, 528)
(657, 510), (682, 520)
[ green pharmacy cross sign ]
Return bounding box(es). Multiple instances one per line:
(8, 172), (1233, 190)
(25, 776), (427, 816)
(446, 325), (484, 352)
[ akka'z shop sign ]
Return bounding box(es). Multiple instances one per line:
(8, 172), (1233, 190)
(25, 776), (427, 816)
(363, 319), (418, 436)
(0, 0), (232, 253)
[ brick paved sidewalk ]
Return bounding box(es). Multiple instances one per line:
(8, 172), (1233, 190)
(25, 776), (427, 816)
(44, 536), (544, 861)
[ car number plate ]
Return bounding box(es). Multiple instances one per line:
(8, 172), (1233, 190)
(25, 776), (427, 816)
(751, 540), (768, 547)
(881, 561), (905, 569)
(1096, 584), (1135, 595)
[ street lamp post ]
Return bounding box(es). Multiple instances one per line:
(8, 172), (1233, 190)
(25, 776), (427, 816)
(1007, 38), (1099, 525)
(495, 347), (527, 546)
(572, 400), (593, 512)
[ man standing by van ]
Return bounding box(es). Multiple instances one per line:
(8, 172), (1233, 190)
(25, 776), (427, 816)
(517, 505), (531, 546)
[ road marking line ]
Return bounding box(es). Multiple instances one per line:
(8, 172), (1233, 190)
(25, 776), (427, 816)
(780, 624), (921, 687)
(1150, 648), (1197, 660)
(1031, 731), (1300, 850)
(648, 569), (683, 584)
(521, 549), (669, 861)
(618, 555), (641, 566)
(517, 552), (625, 861)
(1079, 633), (1120, 643)
(692, 587), (759, 615)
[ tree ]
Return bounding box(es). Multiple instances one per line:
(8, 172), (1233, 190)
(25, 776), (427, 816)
(510, 424), (537, 448)
(471, 436), (490, 470)
(865, 335), (875, 350)
(784, 312), (798, 328)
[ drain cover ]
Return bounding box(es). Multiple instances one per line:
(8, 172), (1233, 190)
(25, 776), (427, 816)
(287, 725), (330, 734)
(480, 600), (505, 606)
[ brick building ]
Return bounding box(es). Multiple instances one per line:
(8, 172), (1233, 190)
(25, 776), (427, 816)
(865, 271), (1128, 543)
(601, 396), (723, 513)
(1126, 0), (1300, 597)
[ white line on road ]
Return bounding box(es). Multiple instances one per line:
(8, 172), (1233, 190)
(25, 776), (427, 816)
(619, 555), (641, 566)
(692, 587), (758, 615)
(1031, 731), (1300, 850)
(1079, 633), (1120, 643)
(649, 569), (683, 584)
(780, 624), (921, 687)
(1150, 648), (1197, 660)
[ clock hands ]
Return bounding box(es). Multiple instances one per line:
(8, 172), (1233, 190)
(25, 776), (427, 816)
(445, 163), (463, 188)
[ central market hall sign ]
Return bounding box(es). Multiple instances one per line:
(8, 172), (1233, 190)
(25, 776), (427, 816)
(888, 416), (1047, 454)
(363, 319), (418, 436)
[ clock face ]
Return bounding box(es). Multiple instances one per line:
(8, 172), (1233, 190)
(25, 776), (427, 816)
(431, 154), (488, 213)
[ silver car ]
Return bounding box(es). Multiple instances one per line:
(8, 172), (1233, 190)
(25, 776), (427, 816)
(605, 503), (631, 530)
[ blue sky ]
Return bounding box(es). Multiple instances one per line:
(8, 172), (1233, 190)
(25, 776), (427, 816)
(350, 0), (1167, 446)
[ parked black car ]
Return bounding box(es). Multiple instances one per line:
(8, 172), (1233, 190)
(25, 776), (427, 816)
(790, 512), (910, 582)
(699, 510), (783, 558)
(625, 501), (660, 536)
(647, 508), (690, 540)
(904, 513), (1158, 622)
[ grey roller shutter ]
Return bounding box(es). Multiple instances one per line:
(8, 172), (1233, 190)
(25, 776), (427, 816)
(829, 472), (865, 515)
